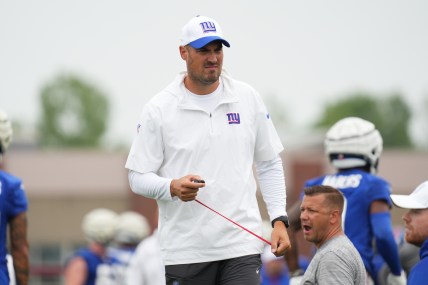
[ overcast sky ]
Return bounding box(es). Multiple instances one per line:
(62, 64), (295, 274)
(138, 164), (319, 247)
(1, 0), (428, 148)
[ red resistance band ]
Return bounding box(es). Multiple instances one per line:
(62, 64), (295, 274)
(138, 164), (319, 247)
(195, 199), (271, 245)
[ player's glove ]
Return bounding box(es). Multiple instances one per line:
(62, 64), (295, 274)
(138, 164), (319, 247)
(289, 269), (304, 285)
(386, 270), (406, 285)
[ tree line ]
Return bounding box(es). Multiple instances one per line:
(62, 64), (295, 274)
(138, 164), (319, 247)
(37, 73), (420, 149)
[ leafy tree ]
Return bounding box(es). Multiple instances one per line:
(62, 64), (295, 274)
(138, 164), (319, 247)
(315, 92), (412, 148)
(377, 94), (412, 147)
(38, 74), (109, 148)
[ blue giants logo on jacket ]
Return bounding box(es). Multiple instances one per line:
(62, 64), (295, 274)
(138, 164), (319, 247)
(227, 113), (240, 124)
(200, 21), (216, 33)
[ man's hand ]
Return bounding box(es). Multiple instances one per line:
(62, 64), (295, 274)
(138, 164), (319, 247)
(271, 221), (291, 256)
(170, 175), (205, 202)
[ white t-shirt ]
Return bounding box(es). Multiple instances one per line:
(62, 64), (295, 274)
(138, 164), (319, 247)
(126, 231), (165, 285)
(125, 71), (284, 265)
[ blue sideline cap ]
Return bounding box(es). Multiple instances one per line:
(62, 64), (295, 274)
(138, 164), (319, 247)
(180, 15), (230, 49)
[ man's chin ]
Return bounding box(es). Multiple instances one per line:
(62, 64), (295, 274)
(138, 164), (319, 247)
(405, 234), (419, 246)
(302, 234), (311, 242)
(202, 75), (220, 85)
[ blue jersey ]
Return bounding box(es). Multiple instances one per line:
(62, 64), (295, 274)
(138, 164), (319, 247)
(66, 247), (121, 285)
(305, 169), (392, 279)
(107, 246), (137, 267)
(0, 170), (28, 284)
(260, 266), (289, 285)
(105, 246), (138, 283)
(69, 248), (103, 285)
(407, 239), (428, 285)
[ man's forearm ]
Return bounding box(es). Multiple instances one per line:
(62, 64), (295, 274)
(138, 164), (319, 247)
(128, 170), (172, 201)
(256, 155), (287, 220)
(10, 212), (29, 285)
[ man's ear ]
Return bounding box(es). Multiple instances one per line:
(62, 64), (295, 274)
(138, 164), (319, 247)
(179, 46), (187, 60)
(330, 209), (340, 224)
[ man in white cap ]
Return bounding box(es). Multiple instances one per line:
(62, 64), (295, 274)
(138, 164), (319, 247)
(125, 15), (290, 284)
(391, 181), (428, 285)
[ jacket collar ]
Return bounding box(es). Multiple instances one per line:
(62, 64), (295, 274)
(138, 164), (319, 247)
(165, 70), (239, 110)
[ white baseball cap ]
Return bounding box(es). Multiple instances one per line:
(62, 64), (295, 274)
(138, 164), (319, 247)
(180, 15), (230, 49)
(391, 181), (428, 209)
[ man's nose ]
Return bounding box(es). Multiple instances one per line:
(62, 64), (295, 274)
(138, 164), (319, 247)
(402, 211), (410, 222)
(207, 52), (218, 62)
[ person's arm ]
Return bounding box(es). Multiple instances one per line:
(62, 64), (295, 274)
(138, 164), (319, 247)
(128, 170), (172, 200)
(129, 170), (204, 202)
(284, 201), (305, 285)
(255, 155), (291, 256)
(370, 200), (406, 284)
(64, 257), (88, 285)
(9, 212), (29, 285)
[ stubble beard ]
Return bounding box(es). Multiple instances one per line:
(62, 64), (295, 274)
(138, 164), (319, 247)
(187, 69), (220, 86)
(187, 61), (221, 86)
(304, 232), (320, 245)
(405, 230), (421, 247)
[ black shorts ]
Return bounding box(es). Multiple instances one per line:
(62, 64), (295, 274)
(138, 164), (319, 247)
(165, 254), (262, 285)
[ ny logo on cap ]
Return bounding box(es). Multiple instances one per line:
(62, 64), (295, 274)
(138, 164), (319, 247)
(200, 21), (216, 33)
